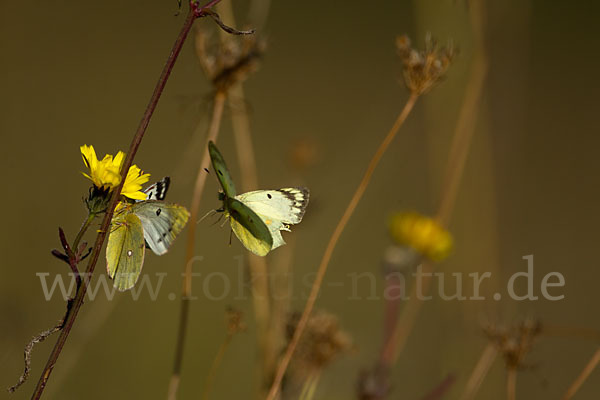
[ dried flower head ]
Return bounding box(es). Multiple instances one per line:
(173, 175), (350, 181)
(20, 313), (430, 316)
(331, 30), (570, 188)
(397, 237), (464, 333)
(225, 306), (246, 335)
(483, 319), (542, 369)
(286, 310), (352, 376)
(196, 30), (266, 93)
(388, 211), (453, 262)
(397, 34), (455, 95)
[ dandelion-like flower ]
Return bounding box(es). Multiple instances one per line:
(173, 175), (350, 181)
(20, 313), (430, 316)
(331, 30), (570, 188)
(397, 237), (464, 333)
(388, 211), (453, 262)
(80, 144), (150, 201)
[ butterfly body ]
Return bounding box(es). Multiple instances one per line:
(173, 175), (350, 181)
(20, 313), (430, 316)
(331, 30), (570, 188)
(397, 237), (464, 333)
(208, 141), (309, 256)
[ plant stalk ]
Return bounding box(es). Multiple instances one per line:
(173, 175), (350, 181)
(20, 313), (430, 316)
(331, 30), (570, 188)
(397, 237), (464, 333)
(561, 347), (600, 400)
(265, 93), (419, 400)
(29, 3), (217, 397)
(168, 90), (227, 400)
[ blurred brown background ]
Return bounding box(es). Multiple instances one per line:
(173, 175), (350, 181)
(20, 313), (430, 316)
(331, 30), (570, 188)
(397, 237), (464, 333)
(1, 0), (599, 399)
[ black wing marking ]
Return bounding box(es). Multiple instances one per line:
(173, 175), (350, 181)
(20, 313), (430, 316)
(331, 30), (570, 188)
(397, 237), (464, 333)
(142, 177), (171, 201)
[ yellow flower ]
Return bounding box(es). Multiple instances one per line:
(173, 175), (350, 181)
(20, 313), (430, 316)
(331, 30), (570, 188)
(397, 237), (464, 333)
(80, 144), (150, 200)
(388, 211), (453, 262)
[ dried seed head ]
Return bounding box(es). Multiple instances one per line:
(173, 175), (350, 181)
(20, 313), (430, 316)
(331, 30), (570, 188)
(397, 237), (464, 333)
(225, 306), (246, 335)
(483, 319), (542, 370)
(286, 310), (352, 376)
(195, 29), (266, 92)
(397, 34), (455, 95)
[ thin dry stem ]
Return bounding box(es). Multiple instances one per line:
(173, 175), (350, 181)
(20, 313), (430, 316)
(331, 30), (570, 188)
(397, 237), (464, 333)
(506, 368), (516, 400)
(265, 93), (419, 400)
(298, 372), (320, 400)
(435, 50), (488, 225)
(230, 86), (275, 379)
(216, 1), (276, 383)
(201, 334), (234, 400)
(270, 237), (297, 385)
(459, 343), (498, 400)
(168, 91), (227, 400)
(184, 91), (227, 296)
(385, 0), (489, 367)
(8, 323), (62, 393)
(435, 0), (488, 226)
(542, 324), (600, 343)
(561, 347), (600, 400)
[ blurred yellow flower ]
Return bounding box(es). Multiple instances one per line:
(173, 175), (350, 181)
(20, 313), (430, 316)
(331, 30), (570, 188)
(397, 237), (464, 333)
(388, 211), (453, 262)
(80, 144), (150, 200)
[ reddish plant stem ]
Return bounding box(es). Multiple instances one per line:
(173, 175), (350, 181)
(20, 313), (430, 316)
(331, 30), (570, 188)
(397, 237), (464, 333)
(29, 2), (221, 397)
(420, 373), (457, 400)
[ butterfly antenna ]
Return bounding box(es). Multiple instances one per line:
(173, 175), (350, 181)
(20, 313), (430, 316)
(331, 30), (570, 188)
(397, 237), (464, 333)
(229, 228), (233, 246)
(197, 209), (217, 224)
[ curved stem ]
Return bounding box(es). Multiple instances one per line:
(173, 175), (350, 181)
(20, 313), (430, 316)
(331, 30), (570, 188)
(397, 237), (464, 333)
(201, 331), (233, 400)
(72, 212), (96, 251)
(506, 368), (517, 400)
(459, 343), (498, 400)
(168, 91), (227, 400)
(30, 7), (202, 399)
(384, 0), (490, 371)
(561, 347), (600, 400)
(216, 1), (275, 385)
(265, 93), (419, 400)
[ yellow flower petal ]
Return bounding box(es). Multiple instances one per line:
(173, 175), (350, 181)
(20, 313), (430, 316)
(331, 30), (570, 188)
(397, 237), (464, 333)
(80, 144), (98, 171)
(123, 190), (148, 200)
(389, 211), (453, 262)
(80, 144), (150, 200)
(112, 151), (125, 169)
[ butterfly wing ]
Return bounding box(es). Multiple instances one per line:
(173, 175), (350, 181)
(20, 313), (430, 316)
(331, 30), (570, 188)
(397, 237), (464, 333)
(106, 211), (146, 291)
(236, 187), (309, 224)
(141, 176), (170, 201)
(227, 197), (273, 256)
(236, 187), (309, 250)
(208, 141), (237, 198)
(132, 201), (190, 255)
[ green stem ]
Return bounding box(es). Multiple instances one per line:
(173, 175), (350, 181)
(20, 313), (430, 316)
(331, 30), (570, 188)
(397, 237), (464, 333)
(72, 213), (96, 251)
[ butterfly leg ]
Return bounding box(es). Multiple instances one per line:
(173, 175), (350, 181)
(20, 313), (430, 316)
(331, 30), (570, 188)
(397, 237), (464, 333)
(219, 215), (229, 228)
(197, 209), (218, 224)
